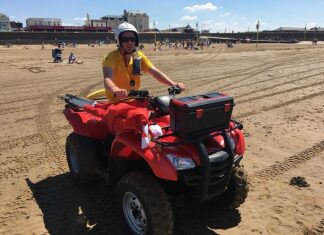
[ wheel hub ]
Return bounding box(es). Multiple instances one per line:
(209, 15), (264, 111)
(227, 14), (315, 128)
(122, 192), (147, 235)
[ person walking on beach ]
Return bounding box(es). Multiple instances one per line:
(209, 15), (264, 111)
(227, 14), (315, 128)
(102, 22), (185, 101)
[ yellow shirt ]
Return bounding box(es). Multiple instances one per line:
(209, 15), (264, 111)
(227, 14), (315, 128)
(102, 49), (154, 101)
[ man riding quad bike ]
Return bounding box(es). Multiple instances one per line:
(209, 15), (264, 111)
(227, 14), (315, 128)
(60, 86), (248, 235)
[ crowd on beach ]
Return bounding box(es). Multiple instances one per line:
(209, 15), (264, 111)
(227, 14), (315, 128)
(151, 39), (213, 51)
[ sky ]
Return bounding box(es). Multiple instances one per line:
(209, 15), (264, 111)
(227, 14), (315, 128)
(1, 0), (323, 32)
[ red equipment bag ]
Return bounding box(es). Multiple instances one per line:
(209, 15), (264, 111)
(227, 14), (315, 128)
(104, 100), (149, 136)
(64, 100), (149, 139)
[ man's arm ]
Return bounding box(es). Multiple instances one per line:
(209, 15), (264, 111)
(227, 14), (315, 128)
(103, 67), (128, 98)
(148, 67), (185, 90)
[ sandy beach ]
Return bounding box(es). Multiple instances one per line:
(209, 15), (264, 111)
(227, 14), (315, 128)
(0, 42), (323, 235)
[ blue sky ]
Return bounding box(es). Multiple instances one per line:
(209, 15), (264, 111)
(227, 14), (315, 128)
(1, 0), (323, 32)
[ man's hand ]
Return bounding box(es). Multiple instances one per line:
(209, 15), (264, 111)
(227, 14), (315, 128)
(113, 88), (128, 99)
(175, 83), (186, 92)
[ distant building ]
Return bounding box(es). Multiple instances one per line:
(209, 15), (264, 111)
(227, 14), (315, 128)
(26, 18), (62, 27)
(85, 9), (149, 32)
(86, 13), (125, 28)
(201, 29), (210, 34)
(0, 12), (11, 31)
(101, 15), (125, 28)
(10, 21), (23, 30)
(309, 27), (324, 31)
(274, 27), (305, 32)
(124, 10), (149, 32)
(164, 24), (196, 33)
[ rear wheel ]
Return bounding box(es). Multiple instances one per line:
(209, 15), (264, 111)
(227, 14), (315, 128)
(65, 133), (101, 183)
(117, 172), (173, 235)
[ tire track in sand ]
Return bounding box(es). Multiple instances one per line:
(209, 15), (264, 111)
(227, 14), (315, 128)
(35, 89), (75, 171)
(0, 70), (99, 90)
(188, 52), (312, 94)
(0, 133), (42, 153)
(236, 78), (324, 105)
(216, 52), (315, 91)
(225, 68), (324, 93)
(304, 218), (324, 235)
(0, 84), (76, 180)
(0, 79), (101, 167)
(236, 90), (324, 119)
(0, 153), (44, 179)
(0, 81), (102, 234)
(250, 141), (324, 184)
(0, 125), (69, 158)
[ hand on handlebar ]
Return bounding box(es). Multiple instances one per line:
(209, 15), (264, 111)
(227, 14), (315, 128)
(113, 88), (128, 99)
(175, 83), (185, 91)
(169, 83), (185, 95)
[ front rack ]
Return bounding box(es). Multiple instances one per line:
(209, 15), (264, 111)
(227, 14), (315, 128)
(58, 94), (96, 109)
(151, 120), (243, 147)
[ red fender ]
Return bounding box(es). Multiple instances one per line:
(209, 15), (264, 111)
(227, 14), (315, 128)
(63, 108), (108, 139)
(110, 133), (178, 181)
(229, 122), (245, 156)
(233, 128), (245, 155)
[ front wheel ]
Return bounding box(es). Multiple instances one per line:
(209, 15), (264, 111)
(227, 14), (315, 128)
(210, 165), (249, 209)
(117, 172), (173, 235)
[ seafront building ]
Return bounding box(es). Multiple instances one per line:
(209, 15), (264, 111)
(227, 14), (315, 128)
(160, 24), (196, 33)
(26, 18), (62, 27)
(85, 13), (124, 29)
(0, 12), (11, 31)
(85, 9), (149, 32)
(10, 21), (23, 30)
(124, 10), (149, 32)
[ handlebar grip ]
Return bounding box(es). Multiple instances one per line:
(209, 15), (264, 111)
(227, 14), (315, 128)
(168, 86), (181, 95)
(128, 90), (138, 97)
(128, 89), (149, 97)
(112, 90), (149, 98)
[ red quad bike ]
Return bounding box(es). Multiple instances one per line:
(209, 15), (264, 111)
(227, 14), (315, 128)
(59, 87), (248, 235)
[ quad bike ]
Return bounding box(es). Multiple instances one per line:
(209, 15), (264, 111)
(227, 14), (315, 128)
(59, 87), (248, 235)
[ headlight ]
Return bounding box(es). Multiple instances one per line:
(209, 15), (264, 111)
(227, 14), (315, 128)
(166, 154), (196, 170)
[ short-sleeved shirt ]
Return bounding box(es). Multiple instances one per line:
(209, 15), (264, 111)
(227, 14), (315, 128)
(102, 49), (154, 101)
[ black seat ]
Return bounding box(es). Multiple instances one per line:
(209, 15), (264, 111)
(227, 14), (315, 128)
(154, 95), (172, 117)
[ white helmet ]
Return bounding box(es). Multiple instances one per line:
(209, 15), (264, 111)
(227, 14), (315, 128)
(115, 22), (139, 47)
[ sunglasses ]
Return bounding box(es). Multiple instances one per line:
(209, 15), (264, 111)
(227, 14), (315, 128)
(121, 37), (136, 43)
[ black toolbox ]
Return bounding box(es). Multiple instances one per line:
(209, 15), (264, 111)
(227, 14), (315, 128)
(169, 92), (234, 138)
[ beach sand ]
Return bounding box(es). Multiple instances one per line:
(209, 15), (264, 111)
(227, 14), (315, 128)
(0, 42), (323, 235)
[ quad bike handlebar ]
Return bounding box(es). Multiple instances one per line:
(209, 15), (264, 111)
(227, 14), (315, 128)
(59, 86), (181, 111)
(125, 86), (182, 98)
(127, 89), (150, 98)
(168, 86), (182, 95)
(125, 86), (181, 118)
